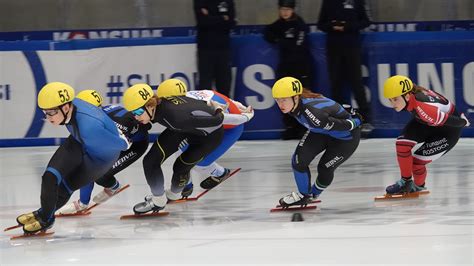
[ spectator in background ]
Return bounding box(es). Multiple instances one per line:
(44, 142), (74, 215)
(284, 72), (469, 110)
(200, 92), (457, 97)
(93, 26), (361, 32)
(194, 0), (236, 97)
(317, 0), (373, 135)
(264, 0), (312, 140)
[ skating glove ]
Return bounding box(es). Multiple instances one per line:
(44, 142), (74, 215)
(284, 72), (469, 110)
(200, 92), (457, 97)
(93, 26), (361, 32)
(208, 100), (229, 113)
(117, 128), (132, 150)
(348, 117), (362, 130)
(352, 112), (364, 124)
(241, 106), (254, 122)
(343, 104), (364, 128)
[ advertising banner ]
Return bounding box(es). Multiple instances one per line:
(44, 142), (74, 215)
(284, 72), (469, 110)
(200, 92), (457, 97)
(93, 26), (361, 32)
(0, 32), (473, 146)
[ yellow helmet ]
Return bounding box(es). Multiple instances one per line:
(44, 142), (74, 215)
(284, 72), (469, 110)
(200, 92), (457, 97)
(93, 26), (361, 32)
(383, 75), (414, 98)
(76, 89), (104, 107)
(38, 82), (75, 109)
(272, 77), (303, 98)
(123, 83), (154, 111)
(157, 78), (187, 98)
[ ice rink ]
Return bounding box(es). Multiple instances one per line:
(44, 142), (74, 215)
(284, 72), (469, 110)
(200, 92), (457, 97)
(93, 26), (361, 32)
(1, 138), (473, 266)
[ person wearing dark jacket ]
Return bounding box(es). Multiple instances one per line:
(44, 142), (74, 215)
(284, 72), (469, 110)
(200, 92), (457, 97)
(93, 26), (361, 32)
(264, 0), (312, 140)
(317, 0), (373, 135)
(194, 0), (236, 96)
(123, 80), (224, 215)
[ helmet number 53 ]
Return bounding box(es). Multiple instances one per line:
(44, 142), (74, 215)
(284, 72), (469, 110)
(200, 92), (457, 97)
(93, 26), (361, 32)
(58, 89), (70, 103)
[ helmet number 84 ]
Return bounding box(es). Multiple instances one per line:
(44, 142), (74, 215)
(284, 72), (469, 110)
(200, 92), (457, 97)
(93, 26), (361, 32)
(58, 89), (71, 103)
(138, 88), (151, 100)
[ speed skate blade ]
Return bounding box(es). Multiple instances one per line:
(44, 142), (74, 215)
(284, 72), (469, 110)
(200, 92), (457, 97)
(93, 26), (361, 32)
(120, 211), (170, 220)
(55, 211), (92, 218)
(10, 231), (54, 240)
(374, 190), (430, 201)
(270, 205), (317, 212)
(168, 197), (198, 204)
(87, 184), (131, 212)
(275, 199), (321, 208)
(195, 168), (242, 200)
(4, 224), (21, 232)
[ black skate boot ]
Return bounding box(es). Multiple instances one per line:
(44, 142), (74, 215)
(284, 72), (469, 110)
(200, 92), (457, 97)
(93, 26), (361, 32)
(133, 194), (166, 215)
(279, 192), (312, 208)
(386, 179), (425, 194)
(200, 168), (230, 190)
(181, 182), (194, 198)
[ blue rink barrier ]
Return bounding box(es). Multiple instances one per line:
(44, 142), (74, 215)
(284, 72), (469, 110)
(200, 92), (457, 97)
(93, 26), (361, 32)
(0, 31), (473, 147)
(1, 20), (473, 41)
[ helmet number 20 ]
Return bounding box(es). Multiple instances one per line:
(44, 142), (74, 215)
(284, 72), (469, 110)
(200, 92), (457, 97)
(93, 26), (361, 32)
(58, 89), (70, 103)
(292, 81), (302, 94)
(400, 79), (411, 94)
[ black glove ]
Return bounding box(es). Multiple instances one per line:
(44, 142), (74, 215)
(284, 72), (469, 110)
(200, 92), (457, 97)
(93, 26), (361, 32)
(342, 104), (356, 115)
(353, 111), (364, 124)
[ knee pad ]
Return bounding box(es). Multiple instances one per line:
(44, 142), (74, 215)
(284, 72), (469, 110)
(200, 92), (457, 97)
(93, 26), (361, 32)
(292, 154), (308, 173)
(396, 139), (415, 158)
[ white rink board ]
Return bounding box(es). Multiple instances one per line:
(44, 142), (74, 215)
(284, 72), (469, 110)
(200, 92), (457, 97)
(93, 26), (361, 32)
(0, 44), (197, 138)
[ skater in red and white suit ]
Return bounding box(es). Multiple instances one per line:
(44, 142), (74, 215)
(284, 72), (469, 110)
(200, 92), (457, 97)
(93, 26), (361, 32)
(382, 75), (470, 194)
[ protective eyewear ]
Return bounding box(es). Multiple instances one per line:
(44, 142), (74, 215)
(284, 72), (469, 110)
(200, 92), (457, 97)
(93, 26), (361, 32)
(132, 108), (145, 116)
(43, 109), (59, 117)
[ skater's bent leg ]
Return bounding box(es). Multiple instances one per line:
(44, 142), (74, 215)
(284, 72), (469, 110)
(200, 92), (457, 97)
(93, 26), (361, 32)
(292, 132), (326, 194)
(291, 153), (312, 194)
(411, 127), (461, 186)
(396, 137), (417, 179)
(197, 125), (243, 167)
(412, 158), (428, 186)
(194, 162), (225, 178)
(39, 170), (61, 221)
(79, 183), (94, 205)
(55, 183), (74, 211)
(143, 142), (168, 196)
(171, 129), (224, 193)
(316, 131), (360, 193)
(96, 139), (149, 189)
(143, 130), (184, 196)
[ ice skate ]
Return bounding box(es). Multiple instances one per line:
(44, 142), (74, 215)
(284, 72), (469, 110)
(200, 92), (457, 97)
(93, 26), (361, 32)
(166, 189), (182, 201)
(375, 179), (430, 201)
(200, 168), (231, 190)
(93, 183), (129, 204)
(23, 214), (54, 235)
(192, 168), (241, 200)
(6, 213), (56, 240)
(181, 182), (194, 198)
(133, 194), (167, 215)
(16, 210), (40, 226)
(385, 178), (427, 194)
(55, 200), (89, 216)
(120, 194), (169, 219)
(279, 192), (312, 208)
(6, 211), (55, 239)
(270, 192), (318, 212)
(6, 212), (39, 232)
